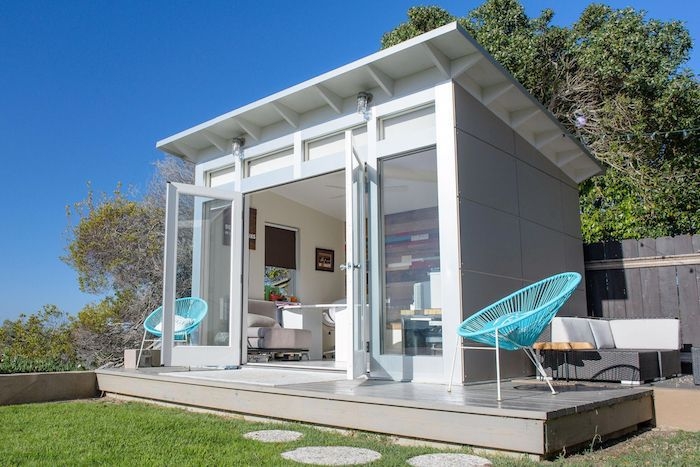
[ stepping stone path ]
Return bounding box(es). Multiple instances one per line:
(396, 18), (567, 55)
(407, 453), (492, 466)
(281, 446), (381, 465)
(243, 430), (303, 443)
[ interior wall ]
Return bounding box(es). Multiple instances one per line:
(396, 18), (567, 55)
(453, 83), (587, 382)
(247, 191), (346, 305)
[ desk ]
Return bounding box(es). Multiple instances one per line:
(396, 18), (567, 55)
(401, 315), (442, 356)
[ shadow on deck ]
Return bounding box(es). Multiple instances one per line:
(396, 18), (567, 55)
(96, 366), (654, 458)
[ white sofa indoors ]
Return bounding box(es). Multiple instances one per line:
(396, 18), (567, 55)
(539, 317), (681, 384)
(247, 299), (311, 360)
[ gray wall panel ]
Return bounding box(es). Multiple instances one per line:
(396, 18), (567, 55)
(454, 85), (515, 154)
(561, 183), (583, 239)
(520, 220), (566, 281)
(457, 131), (518, 215)
(517, 161), (564, 231)
(460, 271), (524, 319)
(460, 201), (523, 278)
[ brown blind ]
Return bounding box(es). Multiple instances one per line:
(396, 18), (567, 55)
(265, 226), (296, 269)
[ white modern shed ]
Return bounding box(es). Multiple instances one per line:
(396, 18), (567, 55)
(155, 22), (601, 385)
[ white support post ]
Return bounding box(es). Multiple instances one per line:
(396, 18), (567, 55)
(161, 183), (178, 366)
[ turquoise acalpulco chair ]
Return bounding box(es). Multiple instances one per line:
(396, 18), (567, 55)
(137, 297), (208, 367)
(448, 272), (582, 401)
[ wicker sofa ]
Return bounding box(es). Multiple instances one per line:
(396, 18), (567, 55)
(539, 317), (681, 384)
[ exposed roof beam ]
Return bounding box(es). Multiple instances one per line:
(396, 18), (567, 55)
(450, 52), (483, 77)
(314, 84), (343, 114)
(367, 64), (394, 97)
(203, 131), (229, 153)
(534, 129), (565, 149)
(509, 107), (539, 128)
(555, 149), (581, 167)
(271, 102), (300, 128)
(422, 42), (450, 78)
(482, 82), (514, 106)
(233, 117), (261, 141)
(171, 141), (198, 159)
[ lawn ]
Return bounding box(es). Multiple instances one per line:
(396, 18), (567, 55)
(1, 399), (698, 466)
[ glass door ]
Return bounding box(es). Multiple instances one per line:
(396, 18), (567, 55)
(161, 182), (243, 367)
(369, 147), (444, 381)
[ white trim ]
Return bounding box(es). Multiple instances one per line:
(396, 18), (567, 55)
(434, 82), (462, 384)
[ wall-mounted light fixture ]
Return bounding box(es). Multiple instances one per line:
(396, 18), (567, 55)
(232, 137), (246, 160)
(356, 91), (373, 121)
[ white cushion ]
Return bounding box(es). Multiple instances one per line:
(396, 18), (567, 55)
(588, 319), (616, 349)
(155, 315), (195, 333)
(609, 319), (680, 350)
(550, 317), (596, 346)
(247, 313), (280, 328)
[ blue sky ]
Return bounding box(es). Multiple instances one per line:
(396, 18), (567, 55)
(1, 1), (698, 323)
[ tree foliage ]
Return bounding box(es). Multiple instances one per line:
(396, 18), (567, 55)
(63, 157), (194, 367)
(382, 1), (700, 242)
(0, 305), (80, 373)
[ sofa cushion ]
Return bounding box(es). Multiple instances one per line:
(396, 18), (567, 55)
(588, 319), (616, 349)
(609, 319), (680, 350)
(248, 299), (278, 320)
(247, 313), (279, 328)
(254, 327), (311, 350)
(550, 317), (596, 347)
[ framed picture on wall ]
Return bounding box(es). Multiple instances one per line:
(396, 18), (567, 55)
(315, 248), (334, 272)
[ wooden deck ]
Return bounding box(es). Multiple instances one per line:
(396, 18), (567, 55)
(96, 366), (654, 458)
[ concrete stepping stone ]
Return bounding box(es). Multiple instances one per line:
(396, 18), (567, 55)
(281, 446), (381, 465)
(407, 453), (492, 466)
(243, 429), (303, 443)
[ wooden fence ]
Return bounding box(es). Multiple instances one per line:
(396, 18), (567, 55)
(584, 234), (700, 349)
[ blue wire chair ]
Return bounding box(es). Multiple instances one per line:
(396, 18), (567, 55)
(137, 297), (208, 367)
(448, 272), (581, 400)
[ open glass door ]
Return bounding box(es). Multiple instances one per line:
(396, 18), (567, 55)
(161, 182), (243, 367)
(345, 131), (369, 379)
(368, 147), (444, 381)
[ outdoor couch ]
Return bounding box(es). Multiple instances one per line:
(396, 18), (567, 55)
(247, 299), (311, 355)
(538, 317), (681, 384)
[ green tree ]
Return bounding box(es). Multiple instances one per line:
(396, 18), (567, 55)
(0, 305), (80, 373)
(64, 157), (194, 367)
(382, 1), (700, 242)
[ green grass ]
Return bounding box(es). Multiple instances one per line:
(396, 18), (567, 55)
(1, 399), (698, 466)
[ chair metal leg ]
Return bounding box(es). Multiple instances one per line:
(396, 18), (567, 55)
(495, 331), (501, 402)
(447, 337), (461, 392)
(524, 347), (557, 395)
(137, 329), (147, 369)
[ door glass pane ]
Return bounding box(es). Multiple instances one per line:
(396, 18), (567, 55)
(176, 194), (231, 346)
(380, 149), (442, 356)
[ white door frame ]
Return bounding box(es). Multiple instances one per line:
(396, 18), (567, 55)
(162, 182), (243, 367)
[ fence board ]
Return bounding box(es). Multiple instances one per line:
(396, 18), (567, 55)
(608, 269), (628, 318)
(674, 235), (694, 255)
(585, 270), (605, 317)
(678, 264), (700, 347)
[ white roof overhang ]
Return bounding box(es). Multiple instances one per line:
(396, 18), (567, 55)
(156, 22), (601, 184)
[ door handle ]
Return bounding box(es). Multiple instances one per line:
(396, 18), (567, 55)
(339, 262), (359, 271)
